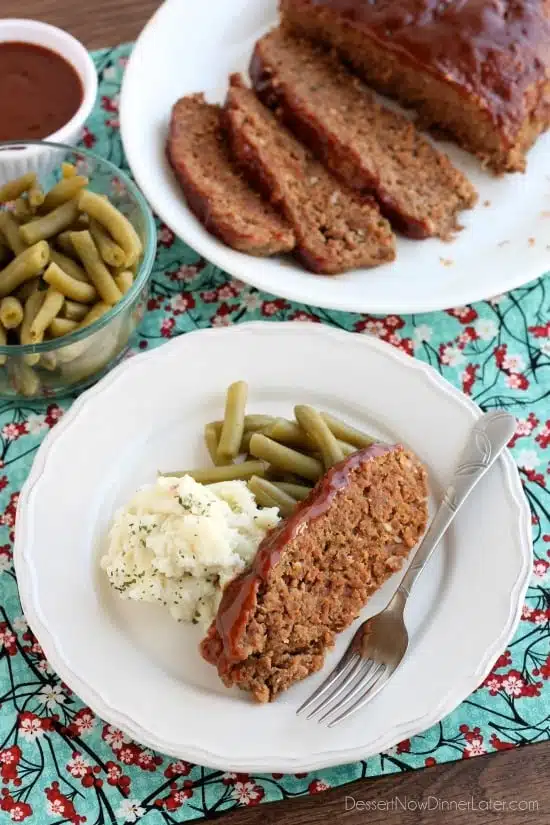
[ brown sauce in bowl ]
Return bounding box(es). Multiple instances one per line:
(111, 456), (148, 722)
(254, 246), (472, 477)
(0, 42), (83, 141)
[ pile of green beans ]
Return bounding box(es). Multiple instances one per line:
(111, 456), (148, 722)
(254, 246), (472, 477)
(0, 165), (144, 395)
(160, 381), (377, 516)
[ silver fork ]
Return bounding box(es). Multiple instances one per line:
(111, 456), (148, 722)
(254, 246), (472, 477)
(296, 410), (516, 727)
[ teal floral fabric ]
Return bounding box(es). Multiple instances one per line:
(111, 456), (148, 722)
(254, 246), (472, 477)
(0, 43), (548, 824)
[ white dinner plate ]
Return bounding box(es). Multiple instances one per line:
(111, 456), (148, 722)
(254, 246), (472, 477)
(120, 0), (550, 315)
(15, 323), (531, 772)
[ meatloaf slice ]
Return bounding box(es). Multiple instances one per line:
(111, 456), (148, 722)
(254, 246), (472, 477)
(251, 28), (478, 240)
(167, 94), (295, 256)
(200, 443), (428, 703)
(223, 76), (396, 274)
(280, 0), (550, 174)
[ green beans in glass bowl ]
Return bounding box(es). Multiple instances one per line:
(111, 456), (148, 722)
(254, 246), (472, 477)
(0, 141), (156, 399)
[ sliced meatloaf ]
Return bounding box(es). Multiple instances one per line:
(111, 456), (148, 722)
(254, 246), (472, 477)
(251, 28), (478, 240)
(200, 443), (428, 703)
(223, 76), (396, 274)
(280, 0), (550, 174)
(167, 94), (295, 256)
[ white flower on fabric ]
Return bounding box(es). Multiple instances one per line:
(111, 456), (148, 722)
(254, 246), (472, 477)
(413, 324), (432, 344)
(242, 292), (262, 311)
(37, 684), (67, 709)
(516, 450), (540, 470)
(474, 318), (498, 340)
(12, 616), (27, 633)
(440, 345), (464, 367)
(0, 555), (11, 573)
(102, 65), (117, 81)
(116, 800), (146, 822)
(502, 353), (525, 373)
(26, 414), (47, 435)
(540, 340), (550, 356)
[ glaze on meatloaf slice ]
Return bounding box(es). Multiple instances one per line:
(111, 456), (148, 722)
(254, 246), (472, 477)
(200, 444), (428, 703)
(224, 76), (396, 274)
(280, 0), (550, 173)
(167, 95), (295, 256)
(251, 28), (478, 240)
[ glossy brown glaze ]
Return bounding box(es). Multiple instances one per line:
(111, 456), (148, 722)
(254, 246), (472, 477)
(0, 42), (83, 141)
(299, 0), (550, 133)
(214, 443), (395, 665)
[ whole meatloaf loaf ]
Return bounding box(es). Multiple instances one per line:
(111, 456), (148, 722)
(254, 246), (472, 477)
(167, 94), (295, 256)
(251, 28), (478, 240)
(200, 443), (428, 702)
(280, 0), (550, 173)
(224, 75), (396, 274)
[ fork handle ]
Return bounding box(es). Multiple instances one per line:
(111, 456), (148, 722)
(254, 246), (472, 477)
(397, 411), (516, 598)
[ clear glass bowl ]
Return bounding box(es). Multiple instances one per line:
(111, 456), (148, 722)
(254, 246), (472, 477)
(0, 141), (156, 399)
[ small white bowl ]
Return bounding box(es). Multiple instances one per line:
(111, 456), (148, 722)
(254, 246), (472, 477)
(0, 19), (98, 184)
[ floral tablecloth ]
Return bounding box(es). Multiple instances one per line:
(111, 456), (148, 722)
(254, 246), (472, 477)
(0, 44), (548, 825)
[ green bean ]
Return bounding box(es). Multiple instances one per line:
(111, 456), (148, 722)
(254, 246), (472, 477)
(249, 433), (323, 482)
(263, 418), (312, 449)
(0, 173), (36, 204)
(78, 189), (143, 267)
(217, 380), (248, 462)
(28, 184), (45, 209)
(114, 270), (134, 295)
(0, 211), (26, 255)
(70, 231), (122, 305)
(48, 317), (78, 338)
(49, 249), (89, 283)
(209, 414), (275, 439)
(29, 287), (64, 343)
(339, 441), (358, 457)
(77, 301), (111, 329)
(246, 484), (280, 511)
(89, 218), (126, 268)
(11, 362), (40, 397)
(20, 292), (45, 365)
(274, 481), (313, 501)
(295, 405), (344, 470)
(159, 460), (266, 483)
(61, 162), (77, 179)
(0, 241), (10, 266)
(0, 322), (6, 365)
(43, 261), (97, 304)
(0, 242), (49, 297)
(55, 230), (77, 257)
(42, 176), (88, 213)
(14, 197), (32, 221)
(15, 278), (40, 302)
(248, 476), (297, 517)
(320, 413), (376, 449)
(19, 199), (79, 245)
(39, 352), (58, 372)
(0, 296), (24, 329)
(62, 300), (88, 322)
(204, 422), (224, 466)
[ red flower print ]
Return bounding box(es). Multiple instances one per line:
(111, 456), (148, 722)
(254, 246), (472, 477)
(105, 118), (120, 129)
(355, 317), (386, 337)
(162, 788), (193, 811)
(446, 306), (478, 324)
(462, 727), (486, 758)
(261, 298), (289, 316)
(290, 310), (320, 322)
(45, 782), (85, 824)
(169, 263), (201, 282)
(494, 343), (507, 368)
(483, 674), (502, 695)
(461, 364), (479, 396)
(160, 317), (175, 338)
(490, 734), (515, 751)
(528, 321), (550, 338)
(396, 738), (411, 753)
(217, 283), (240, 300)
(493, 650), (512, 670)
(1, 424), (21, 442)
(147, 297), (161, 311)
(200, 289), (218, 303)
(0, 477), (7, 492)
(539, 654), (550, 680)
(536, 421), (550, 449)
(509, 412), (538, 447)
(232, 780), (265, 806)
(18, 712), (47, 741)
(81, 126), (96, 148)
(101, 94), (119, 113)
(118, 743), (142, 766)
(308, 779), (330, 794)
(500, 669), (525, 697)
(506, 373), (529, 390)
(136, 750), (162, 771)
(0, 747), (21, 783)
(0, 793), (32, 822)
(45, 404), (63, 427)
(102, 724), (129, 752)
(533, 559), (549, 579)
(170, 293), (195, 315)
(425, 757), (437, 767)
(0, 624), (17, 655)
(67, 707), (96, 737)
(211, 302), (237, 327)
(384, 314), (406, 330)
(157, 224), (175, 247)
(164, 760), (192, 779)
(390, 334), (414, 356)
(457, 326), (478, 348)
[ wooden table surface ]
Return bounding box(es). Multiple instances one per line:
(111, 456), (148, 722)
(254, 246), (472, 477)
(2, 0), (548, 822)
